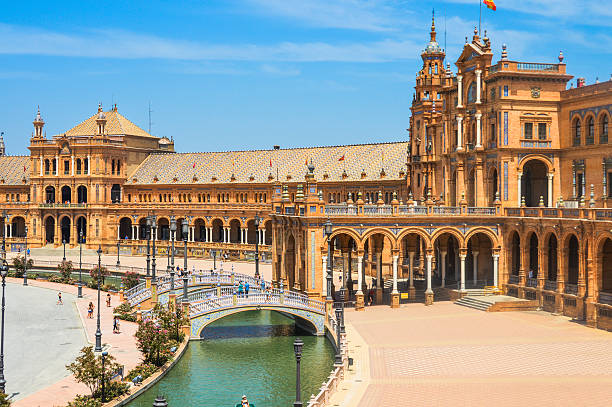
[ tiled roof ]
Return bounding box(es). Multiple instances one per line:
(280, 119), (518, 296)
(128, 142), (408, 185)
(0, 156), (30, 185)
(57, 109), (155, 138)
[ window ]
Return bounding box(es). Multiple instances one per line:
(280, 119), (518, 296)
(76, 159), (81, 174)
(44, 159), (50, 174)
(609, 173), (612, 197)
(467, 82), (476, 104)
(573, 118), (581, 146)
(84, 158), (88, 174)
(600, 115), (608, 144)
(524, 123), (533, 139)
(417, 173), (421, 187)
(586, 117), (595, 145)
(538, 123), (547, 140)
(503, 86), (508, 97)
(576, 173), (584, 198)
(64, 160), (69, 174)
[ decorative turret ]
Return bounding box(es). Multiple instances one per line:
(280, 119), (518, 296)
(33, 106), (45, 138)
(0, 132), (5, 156)
(96, 103), (107, 135)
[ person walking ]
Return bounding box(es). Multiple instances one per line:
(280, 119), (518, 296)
(88, 302), (94, 318)
(238, 281), (244, 297)
(260, 279), (265, 291)
(57, 292), (63, 305)
(106, 293), (112, 307)
(113, 316), (120, 334)
(245, 281), (250, 298)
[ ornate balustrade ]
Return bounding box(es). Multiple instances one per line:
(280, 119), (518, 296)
(564, 284), (578, 295)
(544, 280), (557, 291)
(599, 292), (612, 305)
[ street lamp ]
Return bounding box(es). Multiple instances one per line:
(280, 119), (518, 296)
(1, 211), (6, 261)
(339, 287), (346, 334)
(324, 219), (333, 301)
(254, 214), (260, 279)
(169, 217), (177, 292)
(146, 217), (151, 277)
(334, 307), (342, 365)
(23, 225), (28, 286)
(78, 229), (83, 298)
(95, 245), (103, 352)
(101, 351), (108, 403)
(0, 260), (8, 393)
(293, 338), (304, 407)
(211, 249), (217, 271)
(150, 216), (157, 283)
(116, 240), (120, 268)
(62, 238), (66, 262)
(182, 221), (188, 273)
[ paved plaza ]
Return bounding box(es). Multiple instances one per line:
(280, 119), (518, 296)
(345, 303), (612, 407)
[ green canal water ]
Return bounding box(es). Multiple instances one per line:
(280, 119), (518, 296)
(128, 311), (335, 407)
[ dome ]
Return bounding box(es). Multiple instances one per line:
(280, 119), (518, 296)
(158, 136), (172, 145)
(424, 40), (441, 54)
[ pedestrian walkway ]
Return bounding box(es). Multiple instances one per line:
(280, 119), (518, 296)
(11, 278), (141, 407)
(344, 302), (612, 407)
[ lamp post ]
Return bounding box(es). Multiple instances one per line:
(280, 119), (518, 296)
(116, 240), (120, 268)
(293, 338), (304, 407)
(254, 214), (260, 279)
(95, 245), (103, 352)
(339, 287), (346, 334)
(62, 238), (66, 262)
(334, 307), (342, 365)
(151, 216), (157, 283)
(23, 225), (28, 286)
(101, 351), (108, 402)
(212, 250), (217, 271)
(78, 229), (83, 298)
(1, 211), (6, 261)
(324, 219), (333, 301)
(146, 217), (151, 277)
(0, 260), (8, 393)
(182, 221), (188, 273)
(169, 217), (177, 292)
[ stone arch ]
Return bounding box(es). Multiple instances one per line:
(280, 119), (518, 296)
(329, 228), (363, 250)
(466, 232), (495, 286)
(157, 217), (170, 240)
(10, 216), (26, 238)
(61, 185), (71, 203)
(77, 185), (87, 204)
(285, 233), (296, 289)
(526, 231), (539, 278)
(545, 232), (558, 282)
(565, 233), (580, 285)
(584, 113), (596, 144)
(520, 158), (550, 207)
(596, 234), (612, 294)
(431, 231), (461, 287)
(119, 217), (132, 240)
(138, 217), (148, 240)
(464, 227), (499, 248)
(45, 185), (55, 203)
(430, 228), (464, 249)
(571, 115), (582, 145)
(488, 165), (499, 205)
(44, 215), (55, 244)
(60, 215), (71, 243)
(176, 218), (188, 241)
(597, 110), (609, 144)
(76, 216), (87, 242)
(211, 218), (223, 242)
(507, 230), (521, 277)
(361, 228), (397, 251)
(229, 219), (241, 244)
(264, 220), (272, 246)
(194, 218), (206, 242)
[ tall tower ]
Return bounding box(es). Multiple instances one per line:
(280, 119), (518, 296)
(33, 107), (45, 139)
(0, 132), (5, 156)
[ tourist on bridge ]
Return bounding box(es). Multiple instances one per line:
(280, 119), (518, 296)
(245, 281), (250, 298)
(238, 281), (244, 297)
(260, 279), (265, 291)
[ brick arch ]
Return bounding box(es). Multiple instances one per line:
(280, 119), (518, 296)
(518, 155), (554, 174)
(430, 228), (464, 249)
(361, 228), (397, 250)
(396, 228), (431, 247)
(329, 228), (363, 250)
(465, 227), (499, 248)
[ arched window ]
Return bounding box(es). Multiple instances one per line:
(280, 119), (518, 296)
(586, 117), (595, 145)
(467, 82), (476, 104)
(44, 159), (50, 174)
(601, 114), (609, 144)
(573, 118), (581, 146)
(76, 159), (82, 174)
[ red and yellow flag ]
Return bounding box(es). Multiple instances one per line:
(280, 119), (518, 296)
(483, 0), (496, 11)
(338, 155), (345, 162)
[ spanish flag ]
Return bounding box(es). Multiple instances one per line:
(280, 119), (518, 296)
(338, 155), (345, 162)
(483, 0), (496, 11)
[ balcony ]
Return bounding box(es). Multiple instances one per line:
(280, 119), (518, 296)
(564, 284), (578, 295)
(39, 203), (87, 209)
(599, 292), (612, 305)
(544, 280), (557, 291)
(516, 63), (560, 72)
(526, 278), (538, 288)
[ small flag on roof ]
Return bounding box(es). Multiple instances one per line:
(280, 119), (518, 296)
(338, 155), (345, 162)
(483, 0), (496, 11)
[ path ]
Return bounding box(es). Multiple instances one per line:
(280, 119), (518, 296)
(344, 302), (612, 407)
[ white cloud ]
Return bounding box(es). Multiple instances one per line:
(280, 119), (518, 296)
(0, 23), (421, 63)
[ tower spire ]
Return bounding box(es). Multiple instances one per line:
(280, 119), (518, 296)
(430, 9), (436, 42)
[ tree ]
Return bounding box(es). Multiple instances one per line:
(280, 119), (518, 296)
(152, 303), (189, 342)
(66, 346), (122, 398)
(135, 320), (171, 367)
(12, 255), (33, 278)
(121, 271), (140, 290)
(89, 266), (110, 286)
(57, 260), (74, 281)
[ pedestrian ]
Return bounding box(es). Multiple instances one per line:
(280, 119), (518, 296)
(57, 292), (63, 305)
(113, 316), (120, 334)
(106, 293), (111, 307)
(529, 269), (533, 279)
(245, 281), (250, 298)
(238, 281), (244, 297)
(88, 302), (94, 318)
(260, 279), (265, 291)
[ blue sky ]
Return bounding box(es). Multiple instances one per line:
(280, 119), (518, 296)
(1, 0), (611, 155)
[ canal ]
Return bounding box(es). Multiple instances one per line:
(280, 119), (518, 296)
(128, 310), (335, 406)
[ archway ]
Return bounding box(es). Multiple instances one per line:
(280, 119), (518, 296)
(246, 220), (257, 244)
(547, 234), (558, 282)
(528, 233), (539, 279)
(119, 217), (132, 240)
(111, 184), (121, 203)
(264, 220), (272, 245)
(45, 217), (55, 244)
(60, 217), (71, 243)
(489, 167), (498, 205)
(157, 218), (169, 241)
(600, 238), (612, 293)
(284, 234), (296, 289)
(466, 232), (494, 287)
(521, 160), (548, 207)
(212, 219), (223, 242)
(431, 233), (460, 288)
(45, 186), (55, 204)
(509, 231), (520, 278)
(466, 169), (476, 206)
(77, 185), (87, 204)
(229, 219), (241, 244)
(11, 217), (26, 238)
(176, 218), (187, 241)
(61, 186), (71, 204)
(138, 218), (148, 240)
(363, 231), (395, 303)
(76, 216), (87, 243)
(567, 235), (579, 285)
(194, 218), (205, 241)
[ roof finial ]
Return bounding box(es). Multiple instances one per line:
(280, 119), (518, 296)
(558, 50), (564, 63)
(430, 9), (436, 42)
(97, 102), (103, 113)
(501, 44), (508, 61)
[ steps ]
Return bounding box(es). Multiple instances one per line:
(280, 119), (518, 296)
(455, 296), (491, 311)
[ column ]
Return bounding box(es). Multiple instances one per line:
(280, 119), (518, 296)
(475, 69), (482, 104)
(392, 255), (398, 294)
(376, 253), (382, 288)
(475, 113), (482, 148)
(455, 252), (459, 281)
(517, 172), (523, 206)
(208, 227), (212, 242)
(357, 256), (363, 295)
(493, 254), (499, 288)
(39, 154), (43, 176)
(87, 155), (91, 175)
(135, 225), (139, 240)
(425, 254), (433, 293)
(71, 155), (75, 176)
(55, 155), (59, 175)
(225, 227), (230, 243)
(322, 255), (328, 297)
(456, 115), (464, 151)
(262, 229), (266, 244)
(190, 226), (195, 242)
(408, 252), (415, 288)
(117, 225), (120, 240)
(457, 75), (463, 108)
(440, 251), (447, 288)
(342, 252), (349, 289)
(547, 173), (554, 207)
(460, 253), (467, 291)
(472, 251), (479, 284)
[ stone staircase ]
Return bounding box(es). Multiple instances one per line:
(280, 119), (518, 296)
(454, 296), (492, 311)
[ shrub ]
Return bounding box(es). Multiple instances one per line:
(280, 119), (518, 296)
(135, 320), (172, 367)
(152, 303), (189, 343)
(57, 260), (74, 281)
(0, 392), (10, 406)
(49, 274), (65, 283)
(122, 271), (140, 290)
(66, 395), (102, 407)
(113, 302), (136, 322)
(89, 266), (110, 286)
(125, 362), (158, 381)
(12, 256), (33, 278)
(66, 346), (123, 398)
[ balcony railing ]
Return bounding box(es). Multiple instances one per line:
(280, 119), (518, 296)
(516, 63), (559, 72)
(508, 275), (519, 284)
(599, 292), (612, 305)
(433, 206), (461, 215)
(544, 280), (557, 291)
(324, 205), (358, 216)
(526, 278), (538, 288)
(39, 203), (87, 208)
(363, 205), (393, 216)
(467, 207), (496, 215)
(564, 284), (578, 295)
(398, 206), (428, 215)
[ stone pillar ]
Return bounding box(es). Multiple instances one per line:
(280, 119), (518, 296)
(460, 253), (467, 292)
(408, 252), (416, 299)
(440, 251), (447, 288)
(71, 155), (75, 176)
(475, 69), (482, 104)
(87, 155), (91, 175)
(356, 255), (364, 310)
(457, 75), (463, 108)
(517, 172), (523, 207)
(472, 251), (479, 285)
(39, 154), (43, 176)
(493, 254), (499, 288)
(135, 225), (139, 240)
(342, 252), (349, 289)
(425, 254), (434, 305)
(475, 113), (482, 148)
(322, 255), (327, 298)
(375, 253), (383, 304)
(391, 255), (399, 308)
(547, 173), (554, 208)
(456, 115), (464, 151)
(262, 229), (266, 244)
(117, 225), (120, 240)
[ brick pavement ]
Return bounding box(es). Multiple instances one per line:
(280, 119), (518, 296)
(346, 302), (612, 407)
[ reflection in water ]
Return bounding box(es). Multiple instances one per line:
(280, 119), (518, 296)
(128, 311), (334, 407)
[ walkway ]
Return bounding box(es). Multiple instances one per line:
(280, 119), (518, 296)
(10, 279), (141, 407)
(345, 302), (612, 407)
